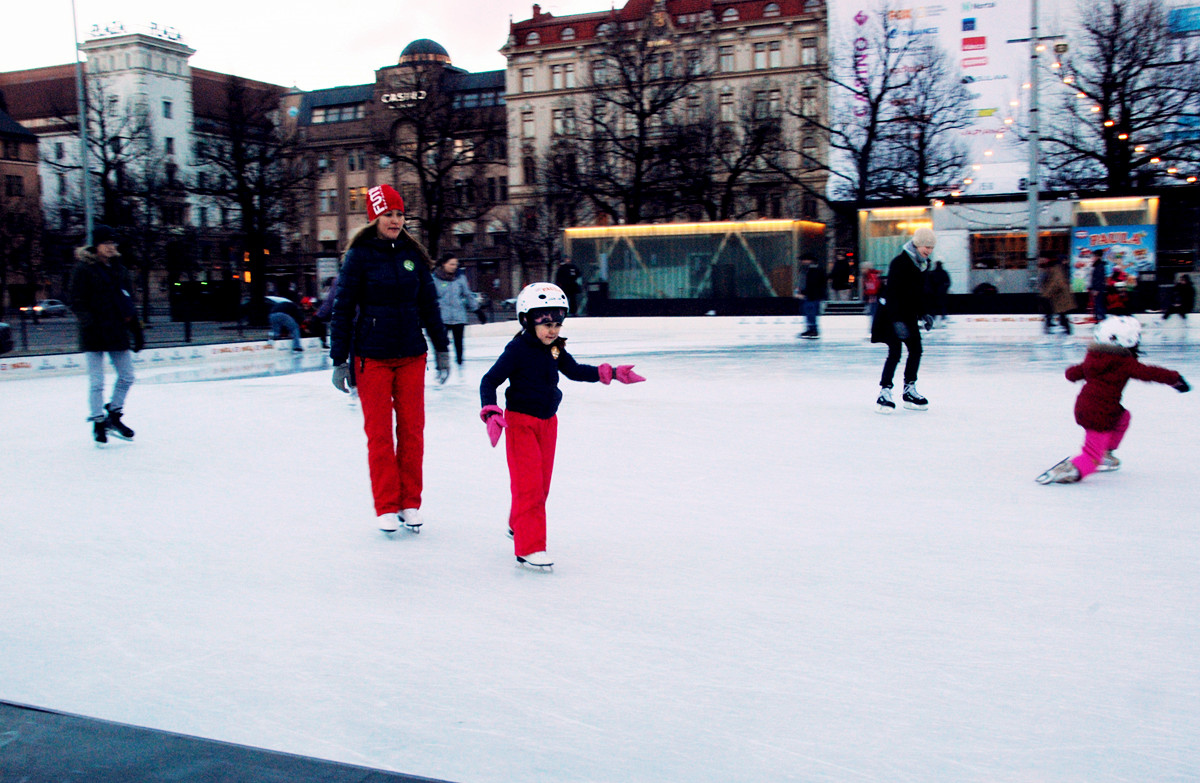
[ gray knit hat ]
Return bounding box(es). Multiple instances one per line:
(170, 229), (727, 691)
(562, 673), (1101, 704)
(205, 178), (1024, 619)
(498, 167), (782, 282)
(912, 227), (936, 248)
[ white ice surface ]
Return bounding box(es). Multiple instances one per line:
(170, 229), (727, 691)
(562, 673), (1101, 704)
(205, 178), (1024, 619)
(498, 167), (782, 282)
(2, 316), (1198, 783)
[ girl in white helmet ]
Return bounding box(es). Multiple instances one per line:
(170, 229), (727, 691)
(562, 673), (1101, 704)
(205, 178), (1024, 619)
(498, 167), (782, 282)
(1037, 315), (1189, 484)
(479, 282), (645, 569)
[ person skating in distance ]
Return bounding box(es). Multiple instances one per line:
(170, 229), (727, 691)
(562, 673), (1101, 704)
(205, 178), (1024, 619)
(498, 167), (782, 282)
(479, 282), (645, 570)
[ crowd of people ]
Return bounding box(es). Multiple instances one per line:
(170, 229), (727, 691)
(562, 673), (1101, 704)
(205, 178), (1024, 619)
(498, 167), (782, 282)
(65, 198), (1196, 563)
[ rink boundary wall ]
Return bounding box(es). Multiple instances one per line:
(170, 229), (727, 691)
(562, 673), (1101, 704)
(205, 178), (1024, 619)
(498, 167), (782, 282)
(2, 313), (1183, 383)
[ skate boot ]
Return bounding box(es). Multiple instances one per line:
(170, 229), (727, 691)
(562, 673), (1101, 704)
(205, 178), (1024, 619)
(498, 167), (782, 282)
(377, 512), (400, 532)
(92, 419), (108, 445)
(399, 508), (423, 533)
(875, 386), (895, 414)
(517, 551), (553, 570)
(902, 382), (928, 411)
(104, 404), (134, 440)
(1036, 458), (1081, 485)
(1097, 450), (1120, 472)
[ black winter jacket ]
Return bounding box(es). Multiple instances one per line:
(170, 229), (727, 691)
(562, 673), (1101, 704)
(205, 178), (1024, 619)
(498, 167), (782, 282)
(871, 244), (928, 343)
(69, 247), (137, 352)
(480, 330), (601, 419)
(329, 226), (448, 366)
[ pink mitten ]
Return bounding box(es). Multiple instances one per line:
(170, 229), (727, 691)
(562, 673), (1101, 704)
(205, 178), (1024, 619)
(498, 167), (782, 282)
(598, 363), (614, 385)
(614, 365), (645, 384)
(480, 405), (507, 447)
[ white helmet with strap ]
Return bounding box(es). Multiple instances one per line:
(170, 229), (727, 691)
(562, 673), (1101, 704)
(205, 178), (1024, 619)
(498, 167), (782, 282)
(516, 282), (569, 325)
(1093, 315), (1141, 348)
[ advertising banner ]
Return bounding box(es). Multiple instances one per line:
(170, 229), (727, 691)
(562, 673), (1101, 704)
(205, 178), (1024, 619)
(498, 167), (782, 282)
(1068, 225), (1157, 289)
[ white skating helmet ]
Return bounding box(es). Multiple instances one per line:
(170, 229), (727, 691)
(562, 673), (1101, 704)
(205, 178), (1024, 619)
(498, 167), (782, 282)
(1093, 315), (1141, 348)
(516, 282), (569, 325)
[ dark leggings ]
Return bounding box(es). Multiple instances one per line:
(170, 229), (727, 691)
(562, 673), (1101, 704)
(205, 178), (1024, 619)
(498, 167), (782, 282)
(447, 323), (465, 364)
(880, 328), (922, 388)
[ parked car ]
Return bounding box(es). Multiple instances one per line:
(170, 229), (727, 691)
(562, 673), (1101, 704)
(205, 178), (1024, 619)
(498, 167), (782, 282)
(19, 299), (70, 318)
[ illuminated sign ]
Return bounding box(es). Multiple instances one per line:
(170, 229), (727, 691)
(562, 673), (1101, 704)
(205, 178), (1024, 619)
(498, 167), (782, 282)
(962, 36), (986, 50)
(380, 91), (428, 105)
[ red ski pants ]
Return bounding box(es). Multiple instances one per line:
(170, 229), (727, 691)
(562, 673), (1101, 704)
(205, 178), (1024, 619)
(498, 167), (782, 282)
(504, 410), (557, 557)
(1071, 409), (1131, 479)
(357, 355), (426, 515)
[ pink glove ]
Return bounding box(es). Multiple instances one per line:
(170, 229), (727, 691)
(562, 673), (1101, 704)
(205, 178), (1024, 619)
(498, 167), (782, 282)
(614, 365), (645, 384)
(598, 363), (613, 384)
(480, 405), (507, 447)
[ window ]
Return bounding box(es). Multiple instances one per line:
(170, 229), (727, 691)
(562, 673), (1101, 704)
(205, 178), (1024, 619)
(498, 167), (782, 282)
(687, 49), (702, 75)
(499, 176), (509, 201)
(551, 65), (564, 90)
(803, 0), (821, 11)
(801, 84), (817, 117)
(522, 156), (536, 185)
(754, 43), (768, 70)
(311, 107), (326, 123)
(561, 27), (576, 41)
(5, 175), (24, 197)
(526, 32), (540, 45)
(2, 140), (20, 160)
(719, 46), (735, 73)
(162, 99), (173, 119)
(198, 207), (208, 227)
(521, 68), (534, 92)
(57, 172), (67, 197)
(347, 149), (365, 171)
(564, 63), (575, 88)
(686, 95), (701, 123)
(769, 42), (782, 68)
(592, 60), (608, 85)
(319, 189), (338, 213)
(165, 137), (175, 155)
(719, 92), (735, 123)
(552, 107), (576, 135)
(522, 110), (536, 138)
(454, 138), (475, 161)
(55, 142), (65, 160)
(801, 136), (818, 169)
(198, 172), (208, 190)
(317, 156), (330, 173)
(722, 8), (739, 21)
(770, 89), (782, 117)
(347, 186), (367, 212)
(802, 38), (817, 65)
(764, 2), (782, 16)
(165, 163), (177, 186)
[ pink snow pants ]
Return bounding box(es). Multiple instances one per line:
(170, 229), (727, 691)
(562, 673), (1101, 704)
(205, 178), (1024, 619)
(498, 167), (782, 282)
(1071, 410), (1131, 479)
(357, 355), (426, 515)
(504, 410), (557, 558)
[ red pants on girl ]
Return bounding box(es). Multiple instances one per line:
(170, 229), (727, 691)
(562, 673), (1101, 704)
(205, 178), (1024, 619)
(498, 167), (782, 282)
(504, 410), (558, 557)
(357, 355), (426, 515)
(1071, 409), (1131, 479)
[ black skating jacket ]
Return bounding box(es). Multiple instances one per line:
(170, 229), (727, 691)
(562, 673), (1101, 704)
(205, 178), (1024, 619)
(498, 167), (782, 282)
(329, 226), (448, 366)
(69, 247), (137, 353)
(480, 330), (601, 419)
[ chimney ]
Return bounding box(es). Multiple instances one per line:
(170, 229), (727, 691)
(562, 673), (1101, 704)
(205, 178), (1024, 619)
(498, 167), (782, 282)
(533, 4), (541, 18)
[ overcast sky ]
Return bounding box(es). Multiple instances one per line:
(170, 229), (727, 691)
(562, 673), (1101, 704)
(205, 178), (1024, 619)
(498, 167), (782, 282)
(4, 0), (604, 91)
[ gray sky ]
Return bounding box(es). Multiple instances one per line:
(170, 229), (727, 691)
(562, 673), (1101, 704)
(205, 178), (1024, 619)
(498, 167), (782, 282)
(4, 0), (604, 90)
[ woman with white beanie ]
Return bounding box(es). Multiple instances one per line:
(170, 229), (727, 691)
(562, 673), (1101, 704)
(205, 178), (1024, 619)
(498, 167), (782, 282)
(870, 226), (936, 413)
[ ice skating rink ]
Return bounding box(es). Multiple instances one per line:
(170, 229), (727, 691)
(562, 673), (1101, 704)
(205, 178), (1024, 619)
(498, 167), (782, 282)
(2, 316), (1198, 782)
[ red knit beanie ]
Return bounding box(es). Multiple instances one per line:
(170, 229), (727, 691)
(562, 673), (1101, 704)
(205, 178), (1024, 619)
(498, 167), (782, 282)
(366, 184), (404, 222)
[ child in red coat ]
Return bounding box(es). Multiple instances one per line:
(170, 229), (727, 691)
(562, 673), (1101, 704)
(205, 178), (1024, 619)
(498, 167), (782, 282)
(1038, 316), (1190, 484)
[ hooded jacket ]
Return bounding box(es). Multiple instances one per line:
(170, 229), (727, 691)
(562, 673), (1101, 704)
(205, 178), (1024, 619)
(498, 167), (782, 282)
(69, 246), (137, 352)
(329, 224), (448, 366)
(1066, 343), (1181, 431)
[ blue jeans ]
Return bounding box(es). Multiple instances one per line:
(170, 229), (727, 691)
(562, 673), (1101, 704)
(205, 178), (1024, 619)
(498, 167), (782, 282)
(86, 350), (135, 421)
(269, 312), (302, 350)
(803, 300), (821, 333)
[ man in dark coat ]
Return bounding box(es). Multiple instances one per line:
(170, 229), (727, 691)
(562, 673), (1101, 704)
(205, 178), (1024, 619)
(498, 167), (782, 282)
(1163, 273), (1195, 322)
(872, 227), (935, 413)
(797, 256), (827, 338)
(554, 261), (583, 314)
(69, 225), (142, 444)
(269, 297), (304, 352)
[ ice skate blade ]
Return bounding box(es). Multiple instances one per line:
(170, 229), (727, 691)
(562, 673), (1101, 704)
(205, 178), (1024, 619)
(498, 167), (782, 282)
(903, 401), (928, 411)
(402, 523), (422, 533)
(875, 404), (894, 415)
(516, 556), (553, 571)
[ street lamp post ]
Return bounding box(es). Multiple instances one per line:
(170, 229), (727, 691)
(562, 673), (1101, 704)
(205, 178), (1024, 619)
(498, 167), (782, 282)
(1027, 0), (1041, 283)
(70, 0), (94, 245)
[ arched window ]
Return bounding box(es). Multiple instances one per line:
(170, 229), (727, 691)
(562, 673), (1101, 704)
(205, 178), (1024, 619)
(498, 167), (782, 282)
(561, 27), (576, 41)
(764, 3), (782, 17)
(597, 22), (615, 36)
(722, 8), (740, 21)
(802, 0), (822, 11)
(526, 32), (541, 45)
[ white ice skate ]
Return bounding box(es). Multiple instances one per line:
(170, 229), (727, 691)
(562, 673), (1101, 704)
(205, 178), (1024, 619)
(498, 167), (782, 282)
(516, 551), (553, 570)
(399, 508), (423, 533)
(875, 386), (895, 414)
(902, 382), (928, 411)
(377, 512), (400, 532)
(1036, 458), (1081, 485)
(1097, 451), (1120, 472)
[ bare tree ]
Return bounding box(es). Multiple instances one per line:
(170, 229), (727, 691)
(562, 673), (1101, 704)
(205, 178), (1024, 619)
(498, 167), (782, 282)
(0, 194), (41, 313)
(192, 76), (311, 319)
(1044, 0), (1200, 190)
(875, 46), (972, 198)
(374, 65), (507, 258)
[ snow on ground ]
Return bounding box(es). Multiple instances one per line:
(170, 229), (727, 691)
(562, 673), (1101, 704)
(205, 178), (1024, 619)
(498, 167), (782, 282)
(2, 316), (1198, 782)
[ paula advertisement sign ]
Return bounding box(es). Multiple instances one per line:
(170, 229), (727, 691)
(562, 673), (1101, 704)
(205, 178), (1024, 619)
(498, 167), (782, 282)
(1069, 225), (1156, 288)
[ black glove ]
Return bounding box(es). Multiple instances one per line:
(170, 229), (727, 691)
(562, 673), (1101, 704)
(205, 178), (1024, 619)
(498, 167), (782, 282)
(435, 351), (450, 384)
(921, 314), (934, 332)
(130, 322), (145, 352)
(893, 321), (910, 340)
(332, 364), (350, 393)
(1175, 376), (1191, 393)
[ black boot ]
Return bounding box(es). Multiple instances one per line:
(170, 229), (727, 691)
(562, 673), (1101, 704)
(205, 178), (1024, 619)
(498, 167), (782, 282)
(104, 404), (135, 440)
(93, 420), (108, 444)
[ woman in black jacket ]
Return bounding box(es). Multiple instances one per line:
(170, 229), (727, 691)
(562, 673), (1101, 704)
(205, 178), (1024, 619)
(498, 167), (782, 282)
(329, 184), (450, 533)
(871, 227), (936, 413)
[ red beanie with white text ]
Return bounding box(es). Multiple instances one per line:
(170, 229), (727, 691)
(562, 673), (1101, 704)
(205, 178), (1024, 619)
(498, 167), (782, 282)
(366, 184), (404, 222)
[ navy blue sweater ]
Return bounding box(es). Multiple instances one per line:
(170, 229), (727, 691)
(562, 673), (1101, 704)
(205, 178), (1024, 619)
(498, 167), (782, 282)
(480, 331), (601, 419)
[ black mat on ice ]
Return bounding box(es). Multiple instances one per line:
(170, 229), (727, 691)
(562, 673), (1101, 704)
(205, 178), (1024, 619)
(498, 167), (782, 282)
(0, 700), (455, 782)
